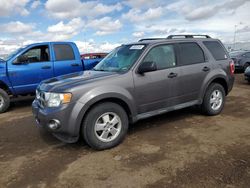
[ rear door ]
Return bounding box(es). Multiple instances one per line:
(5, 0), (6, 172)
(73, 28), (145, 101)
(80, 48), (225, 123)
(173, 42), (211, 104)
(8, 44), (53, 94)
(52, 43), (83, 76)
(133, 44), (180, 114)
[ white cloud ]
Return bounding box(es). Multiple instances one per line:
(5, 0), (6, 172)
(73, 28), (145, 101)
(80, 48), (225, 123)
(0, 21), (35, 34)
(122, 7), (163, 22)
(45, 0), (122, 19)
(124, 0), (163, 9)
(87, 17), (122, 36)
(132, 31), (145, 38)
(167, 0), (249, 21)
(0, 0), (30, 17)
(48, 17), (84, 35)
(31, 0), (41, 9)
(75, 40), (119, 53)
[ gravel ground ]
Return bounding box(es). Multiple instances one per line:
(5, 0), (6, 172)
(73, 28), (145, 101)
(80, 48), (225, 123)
(0, 74), (249, 188)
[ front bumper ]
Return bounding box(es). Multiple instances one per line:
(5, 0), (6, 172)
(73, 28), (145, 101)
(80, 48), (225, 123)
(32, 100), (83, 143)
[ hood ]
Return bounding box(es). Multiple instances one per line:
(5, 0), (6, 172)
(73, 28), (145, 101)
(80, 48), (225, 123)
(39, 70), (117, 92)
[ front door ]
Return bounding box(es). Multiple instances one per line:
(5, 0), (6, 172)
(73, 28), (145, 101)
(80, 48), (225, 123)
(8, 44), (53, 94)
(133, 44), (180, 114)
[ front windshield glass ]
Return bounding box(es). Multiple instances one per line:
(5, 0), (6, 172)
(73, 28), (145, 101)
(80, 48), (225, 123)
(2, 46), (27, 61)
(94, 44), (146, 72)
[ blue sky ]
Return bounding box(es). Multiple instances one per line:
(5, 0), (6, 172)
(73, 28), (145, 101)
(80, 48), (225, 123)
(0, 0), (250, 54)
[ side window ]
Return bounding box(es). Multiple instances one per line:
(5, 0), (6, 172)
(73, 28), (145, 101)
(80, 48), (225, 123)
(179, 42), (205, 66)
(21, 45), (49, 63)
(203, 41), (227, 60)
(54, 44), (75, 61)
(143, 45), (176, 70)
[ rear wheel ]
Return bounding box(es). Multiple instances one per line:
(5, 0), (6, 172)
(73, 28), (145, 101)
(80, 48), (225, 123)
(201, 83), (225, 116)
(82, 102), (128, 150)
(244, 63), (250, 71)
(0, 88), (10, 113)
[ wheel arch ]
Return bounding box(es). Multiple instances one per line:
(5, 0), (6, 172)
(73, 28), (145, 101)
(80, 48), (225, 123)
(0, 80), (12, 95)
(200, 75), (229, 103)
(72, 93), (136, 139)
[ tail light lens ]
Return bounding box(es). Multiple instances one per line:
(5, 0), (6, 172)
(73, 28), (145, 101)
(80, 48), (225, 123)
(229, 60), (235, 75)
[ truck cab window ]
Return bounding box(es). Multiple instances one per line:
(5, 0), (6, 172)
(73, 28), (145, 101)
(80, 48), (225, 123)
(54, 44), (75, 61)
(18, 45), (50, 63)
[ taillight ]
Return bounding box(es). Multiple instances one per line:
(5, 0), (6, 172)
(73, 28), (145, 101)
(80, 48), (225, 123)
(229, 60), (235, 75)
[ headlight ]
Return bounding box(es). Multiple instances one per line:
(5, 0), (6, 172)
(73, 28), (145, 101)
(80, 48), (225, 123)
(44, 92), (72, 107)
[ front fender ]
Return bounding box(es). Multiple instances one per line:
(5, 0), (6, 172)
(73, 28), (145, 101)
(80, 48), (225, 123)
(72, 85), (136, 136)
(0, 63), (14, 94)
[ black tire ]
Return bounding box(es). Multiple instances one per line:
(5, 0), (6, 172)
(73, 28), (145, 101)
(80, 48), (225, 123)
(201, 83), (225, 116)
(82, 102), (129, 150)
(0, 88), (10, 113)
(244, 63), (250, 71)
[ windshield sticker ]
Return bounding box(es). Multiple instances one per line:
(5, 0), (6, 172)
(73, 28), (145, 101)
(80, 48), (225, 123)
(130, 45), (145, 50)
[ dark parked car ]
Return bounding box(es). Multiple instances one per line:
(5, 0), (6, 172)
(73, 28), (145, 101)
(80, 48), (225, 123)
(244, 66), (250, 83)
(229, 50), (250, 72)
(32, 35), (235, 150)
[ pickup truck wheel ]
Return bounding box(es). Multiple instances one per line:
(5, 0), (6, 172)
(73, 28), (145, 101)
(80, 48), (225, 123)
(202, 83), (225, 116)
(82, 102), (128, 150)
(0, 88), (10, 113)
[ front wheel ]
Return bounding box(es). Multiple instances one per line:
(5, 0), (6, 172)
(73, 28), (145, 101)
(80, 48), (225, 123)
(82, 102), (129, 150)
(201, 83), (225, 116)
(0, 88), (10, 113)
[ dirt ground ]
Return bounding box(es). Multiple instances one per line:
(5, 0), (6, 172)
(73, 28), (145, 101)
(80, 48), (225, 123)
(0, 74), (249, 188)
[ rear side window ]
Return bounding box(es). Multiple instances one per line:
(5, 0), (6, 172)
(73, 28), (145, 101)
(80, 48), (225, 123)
(203, 41), (227, 60)
(179, 42), (205, 66)
(54, 44), (75, 61)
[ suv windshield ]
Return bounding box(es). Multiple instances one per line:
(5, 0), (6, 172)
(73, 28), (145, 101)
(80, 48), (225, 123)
(94, 44), (146, 72)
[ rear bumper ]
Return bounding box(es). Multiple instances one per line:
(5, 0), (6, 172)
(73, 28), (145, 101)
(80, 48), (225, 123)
(227, 76), (235, 94)
(32, 100), (83, 143)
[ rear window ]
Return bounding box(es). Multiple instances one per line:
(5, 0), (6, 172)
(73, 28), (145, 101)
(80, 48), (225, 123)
(179, 42), (205, 65)
(54, 44), (75, 61)
(203, 41), (227, 60)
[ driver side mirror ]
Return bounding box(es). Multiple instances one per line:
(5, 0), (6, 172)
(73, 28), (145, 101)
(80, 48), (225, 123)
(138, 61), (157, 74)
(13, 55), (28, 65)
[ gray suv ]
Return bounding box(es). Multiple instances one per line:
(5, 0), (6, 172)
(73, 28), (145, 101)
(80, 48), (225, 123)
(32, 35), (235, 150)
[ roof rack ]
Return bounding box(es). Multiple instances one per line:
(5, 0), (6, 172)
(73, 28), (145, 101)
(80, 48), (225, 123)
(167, 35), (211, 39)
(138, 35), (211, 42)
(138, 38), (165, 42)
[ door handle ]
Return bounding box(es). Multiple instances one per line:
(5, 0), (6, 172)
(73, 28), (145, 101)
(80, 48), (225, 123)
(202, 66), (210, 72)
(168, 72), (178, 78)
(41, 66), (51, 69)
(71, 63), (80, 67)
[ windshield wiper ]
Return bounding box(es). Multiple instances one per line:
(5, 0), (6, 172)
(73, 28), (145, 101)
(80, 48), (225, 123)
(93, 68), (106, 71)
